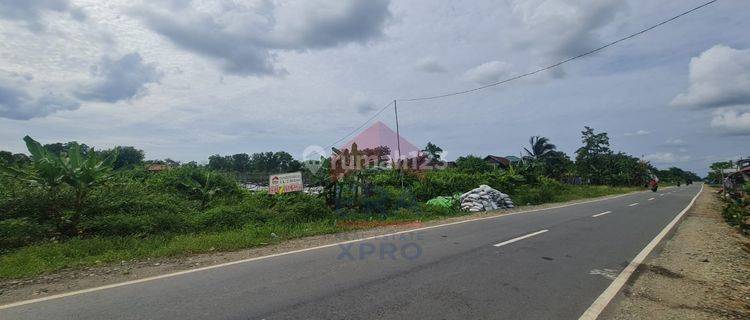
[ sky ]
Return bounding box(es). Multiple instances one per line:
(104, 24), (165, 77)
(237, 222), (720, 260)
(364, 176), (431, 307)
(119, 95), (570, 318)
(0, 0), (749, 176)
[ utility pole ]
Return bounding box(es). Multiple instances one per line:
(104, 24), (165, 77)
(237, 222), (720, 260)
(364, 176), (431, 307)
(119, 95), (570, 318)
(394, 99), (404, 189)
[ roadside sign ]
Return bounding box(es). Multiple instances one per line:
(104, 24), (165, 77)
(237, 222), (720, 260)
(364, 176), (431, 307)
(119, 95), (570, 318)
(722, 168), (738, 174)
(269, 172), (303, 194)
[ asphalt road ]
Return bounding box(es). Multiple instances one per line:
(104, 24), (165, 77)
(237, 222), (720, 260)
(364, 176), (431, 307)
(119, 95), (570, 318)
(0, 184), (702, 320)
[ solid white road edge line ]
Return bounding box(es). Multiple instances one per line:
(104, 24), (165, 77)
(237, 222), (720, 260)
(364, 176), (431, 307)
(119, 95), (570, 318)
(578, 183), (704, 320)
(628, 203), (639, 206)
(493, 229), (548, 247)
(0, 189), (652, 311)
(592, 211), (612, 218)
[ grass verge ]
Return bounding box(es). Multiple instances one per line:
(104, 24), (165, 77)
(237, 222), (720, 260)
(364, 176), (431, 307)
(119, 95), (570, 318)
(0, 185), (639, 280)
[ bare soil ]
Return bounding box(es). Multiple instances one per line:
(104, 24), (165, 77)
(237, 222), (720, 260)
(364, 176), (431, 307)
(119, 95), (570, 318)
(0, 191), (635, 305)
(604, 187), (750, 319)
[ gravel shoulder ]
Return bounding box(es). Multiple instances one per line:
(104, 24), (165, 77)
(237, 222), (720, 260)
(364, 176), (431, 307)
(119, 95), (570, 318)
(0, 190), (640, 305)
(603, 187), (750, 319)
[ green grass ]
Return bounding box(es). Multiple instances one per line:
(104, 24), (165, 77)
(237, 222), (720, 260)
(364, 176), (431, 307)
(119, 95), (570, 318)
(0, 185), (641, 280)
(0, 221), (341, 280)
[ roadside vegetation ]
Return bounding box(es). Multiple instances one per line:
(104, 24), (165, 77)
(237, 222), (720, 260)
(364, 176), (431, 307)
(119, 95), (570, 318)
(0, 127), (700, 279)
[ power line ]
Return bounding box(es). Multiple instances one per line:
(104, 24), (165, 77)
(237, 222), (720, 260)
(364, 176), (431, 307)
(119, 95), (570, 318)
(399, 0), (719, 102)
(326, 100), (394, 149)
(326, 0), (719, 149)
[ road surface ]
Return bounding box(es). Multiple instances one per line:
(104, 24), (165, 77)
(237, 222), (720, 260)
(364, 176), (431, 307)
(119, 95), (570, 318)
(0, 184), (703, 320)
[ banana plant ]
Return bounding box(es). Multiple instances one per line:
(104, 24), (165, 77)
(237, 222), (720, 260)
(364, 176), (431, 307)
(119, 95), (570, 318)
(0, 136), (118, 235)
(180, 172), (222, 209)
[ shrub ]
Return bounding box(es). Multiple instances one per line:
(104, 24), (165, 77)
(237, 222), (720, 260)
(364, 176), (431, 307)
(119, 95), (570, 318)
(79, 213), (192, 237)
(511, 177), (567, 205)
(194, 203), (272, 231)
(0, 218), (50, 249)
(147, 166), (241, 202)
(361, 186), (417, 214)
(84, 181), (198, 217)
(272, 194), (335, 224)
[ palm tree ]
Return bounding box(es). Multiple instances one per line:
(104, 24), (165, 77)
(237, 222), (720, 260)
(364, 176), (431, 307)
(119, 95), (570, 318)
(524, 136), (556, 160)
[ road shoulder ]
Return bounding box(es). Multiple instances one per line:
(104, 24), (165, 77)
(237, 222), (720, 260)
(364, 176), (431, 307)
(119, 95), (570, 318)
(602, 187), (750, 319)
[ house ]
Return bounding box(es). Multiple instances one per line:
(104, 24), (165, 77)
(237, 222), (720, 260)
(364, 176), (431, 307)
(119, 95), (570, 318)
(146, 163), (170, 173)
(484, 155), (511, 169)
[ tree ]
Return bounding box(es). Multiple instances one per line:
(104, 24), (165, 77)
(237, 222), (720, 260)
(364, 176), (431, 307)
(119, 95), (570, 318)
(100, 146), (144, 169)
(423, 142), (443, 164)
(541, 150), (573, 181)
(231, 153), (251, 172)
(575, 127), (612, 184)
(455, 155), (492, 173)
(524, 136), (556, 160)
(707, 161), (734, 183)
(0, 136), (117, 235)
(208, 154), (233, 171)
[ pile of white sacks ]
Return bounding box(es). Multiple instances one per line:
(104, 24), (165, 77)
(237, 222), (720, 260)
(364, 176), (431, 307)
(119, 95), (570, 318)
(459, 185), (514, 212)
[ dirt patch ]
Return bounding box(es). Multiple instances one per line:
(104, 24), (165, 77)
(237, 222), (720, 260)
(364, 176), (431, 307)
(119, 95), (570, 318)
(604, 187), (750, 319)
(0, 191), (640, 305)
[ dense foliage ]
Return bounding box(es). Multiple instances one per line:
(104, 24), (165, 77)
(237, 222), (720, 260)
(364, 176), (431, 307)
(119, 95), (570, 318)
(0, 127), (701, 267)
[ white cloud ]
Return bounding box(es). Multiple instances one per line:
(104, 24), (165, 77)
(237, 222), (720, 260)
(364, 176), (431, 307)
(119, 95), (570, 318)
(644, 152), (691, 164)
(414, 57), (446, 73)
(710, 107), (750, 135)
(463, 61), (512, 85)
(664, 138), (687, 147)
(624, 129), (650, 137)
(672, 45), (750, 136)
(671, 45), (750, 109)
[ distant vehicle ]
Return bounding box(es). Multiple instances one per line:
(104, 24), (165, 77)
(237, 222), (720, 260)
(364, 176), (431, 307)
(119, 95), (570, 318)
(686, 179), (693, 185)
(648, 176), (659, 192)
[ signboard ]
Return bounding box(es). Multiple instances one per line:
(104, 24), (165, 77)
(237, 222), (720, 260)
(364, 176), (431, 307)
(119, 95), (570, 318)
(269, 172), (303, 195)
(722, 168), (739, 174)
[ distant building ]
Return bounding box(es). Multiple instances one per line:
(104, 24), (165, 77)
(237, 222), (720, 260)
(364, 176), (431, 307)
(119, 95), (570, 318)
(146, 163), (170, 173)
(484, 155), (511, 170)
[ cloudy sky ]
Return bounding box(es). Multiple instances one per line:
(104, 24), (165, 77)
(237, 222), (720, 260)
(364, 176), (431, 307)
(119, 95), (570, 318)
(0, 0), (748, 175)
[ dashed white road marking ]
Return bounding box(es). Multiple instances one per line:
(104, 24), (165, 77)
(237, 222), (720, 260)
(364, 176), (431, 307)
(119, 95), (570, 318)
(659, 194), (665, 197)
(579, 183), (704, 320)
(494, 229), (548, 247)
(592, 211), (612, 218)
(648, 198), (655, 201)
(589, 268), (619, 280)
(628, 203), (639, 207)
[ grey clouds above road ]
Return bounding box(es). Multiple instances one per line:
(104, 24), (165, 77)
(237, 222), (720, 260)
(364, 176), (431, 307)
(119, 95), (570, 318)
(0, 0), (748, 175)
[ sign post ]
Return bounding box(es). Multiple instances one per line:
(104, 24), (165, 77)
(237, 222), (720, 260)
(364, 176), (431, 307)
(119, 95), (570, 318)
(269, 172), (303, 195)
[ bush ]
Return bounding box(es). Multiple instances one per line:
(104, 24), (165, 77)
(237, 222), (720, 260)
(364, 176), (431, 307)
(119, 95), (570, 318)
(511, 177), (567, 205)
(79, 212), (193, 237)
(272, 194), (335, 224)
(85, 181), (198, 217)
(361, 186), (417, 214)
(147, 166), (241, 202)
(194, 202), (272, 231)
(0, 218), (49, 249)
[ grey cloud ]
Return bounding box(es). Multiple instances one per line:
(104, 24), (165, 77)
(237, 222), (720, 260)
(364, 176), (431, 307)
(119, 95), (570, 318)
(511, 0), (626, 63)
(463, 61), (512, 85)
(0, 83), (79, 120)
(132, 0), (391, 76)
(414, 57), (447, 73)
(0, 0), (85, 32)
(670, 45), (750, 109)
(76, 53), (162, 103)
